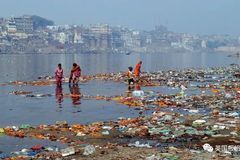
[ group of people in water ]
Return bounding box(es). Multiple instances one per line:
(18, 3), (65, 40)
(54, 60), (142, 87)
(55, 63), (82, 106)
(55, 63), (82, 86)
(54, 61), (142, 105)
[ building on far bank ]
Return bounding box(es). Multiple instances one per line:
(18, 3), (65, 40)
(13, 16), (33, 33)
(83, 24), (112, 50)
(6, 19), (17, 34)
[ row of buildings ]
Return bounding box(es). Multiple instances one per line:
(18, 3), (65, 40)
(0, 15), (240, 54)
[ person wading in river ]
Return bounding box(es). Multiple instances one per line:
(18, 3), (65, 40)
(69, 63), (81, 84)
(55, 63), (63, 86)
(134, 61), (142, 81)
(127, 66), (134, 85)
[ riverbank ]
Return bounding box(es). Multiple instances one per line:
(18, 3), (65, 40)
(0, 65), (240, 159)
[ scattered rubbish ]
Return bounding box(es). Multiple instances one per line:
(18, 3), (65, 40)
(83, 145), (95, 156)
(132, 90), (144, 97)
(2, 65), (240, 159)
(192, 120), (207, 127)
(61, 147), (75, 157)
(0, 153), (10, 159)
(128, 141), (152, 148)
(102, 130), (110, 135)
(76, 132), (86, 137)
(20, 124), (31, 129)
(10, 91), (33, 95)
(0, 128), (4, 133)
(102, 126), (112, 130)
(26, 94), (53, 98)
(31, 144), (44, 151)
(146, 154), (162, 160)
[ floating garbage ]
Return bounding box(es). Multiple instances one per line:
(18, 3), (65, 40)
(10, 91), (33, 95)
(102, 126), (112, 130)
(26, 94), (53, 98)
(101, 130), (110, 135)
(189, 109), (199, 113)
(228, 112), (239, 117)
(61, 147), (75, 157)
(31, 144), (44, 151)
(0, 128), (4, 133)
(83, 145), (95, 156)
(146, 154), (162, 160)
(76, 132), (86, 137)
(132, 90), (144, 97)
(20, 124), (31, 129)
(192, 120), (207, 127)
(0, 153), (10, 159)
(128, 141), (152, 148)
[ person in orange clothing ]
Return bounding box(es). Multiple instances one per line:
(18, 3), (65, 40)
(134, 61), (142, 80)
(69, 63), (81, 84)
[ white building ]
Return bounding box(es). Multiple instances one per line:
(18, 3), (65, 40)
(74, 30), (83, 44)
(53, 32), (67, 44)
(6, 19), (17, 33)
(201, 40), (207, 48)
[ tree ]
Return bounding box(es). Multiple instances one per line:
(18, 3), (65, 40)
(31, 15), (54, 30)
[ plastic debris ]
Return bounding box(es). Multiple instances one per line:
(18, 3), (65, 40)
(83, 145), (95, 156)
(192, 120), (207, 127)
(61, 147), (75, 157)
(102, 130), (110, 135)
(128, 141), (152, 148)
(132, 90), (144, 97)
(146, 154), (162, 160)
(31, 144), (44, 151)
(0, 153), (10, 159)
(20, 124), (31, 129)
(0, 128), (4, 133)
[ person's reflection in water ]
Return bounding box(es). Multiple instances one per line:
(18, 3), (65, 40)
(55, 85), (63, 106)
(135, 83), (141, 91)
(126, 83), (141, 97)
(69, 84), (81, 105)
(127, 85), (134, 97)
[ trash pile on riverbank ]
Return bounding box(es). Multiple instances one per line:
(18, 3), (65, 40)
(1, 109), (240, 159)
(1, 65), (240, 159)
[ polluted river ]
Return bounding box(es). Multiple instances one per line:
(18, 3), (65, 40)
(0, 52), (240, 159)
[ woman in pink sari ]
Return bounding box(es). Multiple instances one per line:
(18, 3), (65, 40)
(69, 63), (81, 84)
(55, 63), (63, 86)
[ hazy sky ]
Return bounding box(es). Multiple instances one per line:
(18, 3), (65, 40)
(0, 0), (240, 35)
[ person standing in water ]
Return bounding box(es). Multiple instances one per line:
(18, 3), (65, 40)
(69, 63), (81, 84)
(55, 63), (63, 86)
(134, 61), (142, 81)
(127, 66), (134, 85)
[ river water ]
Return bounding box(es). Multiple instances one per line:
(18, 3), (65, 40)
(0, 52), (238, 82)
(0, 52), (239, 153)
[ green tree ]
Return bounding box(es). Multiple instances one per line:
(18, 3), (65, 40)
(31, 15), (54, 30)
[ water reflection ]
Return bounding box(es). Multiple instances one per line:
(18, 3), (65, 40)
(135, 83), (141, 90)
(55, 85), (63, 105)
(69, 84), (81, 105)
(127, 85), (134, 97)
(126, 83), (142, 97)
